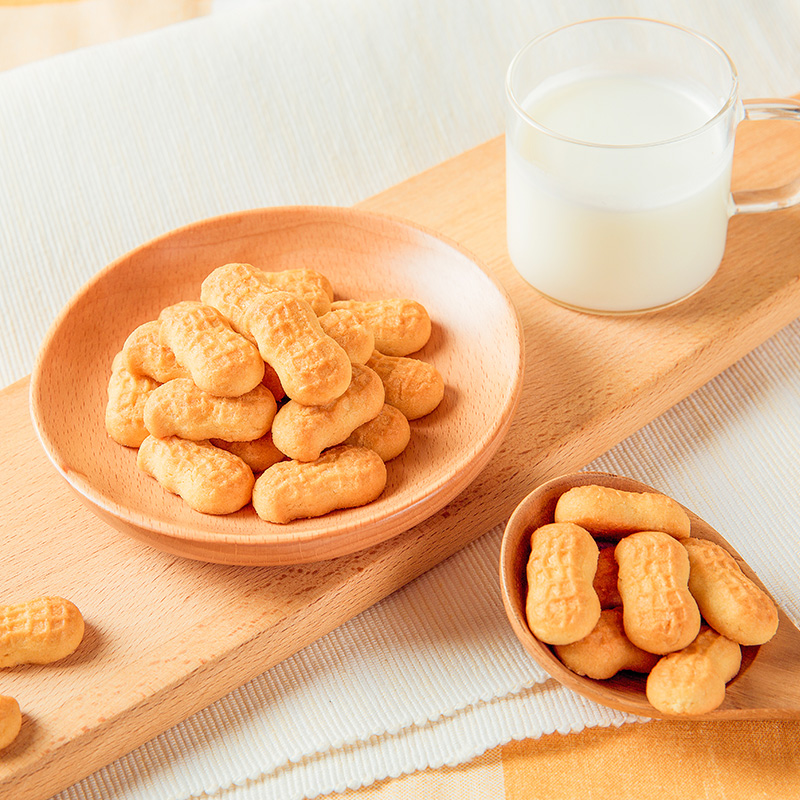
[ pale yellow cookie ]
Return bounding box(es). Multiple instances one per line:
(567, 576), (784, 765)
(252, 444), (387, 523)
(159, 300), (264, 397)
(555, 485), (691, 540)
(138, 435), (255, 515)
(0, 696), (21, 751)
(646, 626), (741, 715)
(105, 351), (160, 447)
(345, 403), (411, 462)
(211, 433), (285, 473)
(257, 267), (334, 315)
(554, 607), (660, 680)
(318, 308), (375, 364)
(616, 531), (701, 654)
(271, 363), (384, 462)
(525, 522), (600, 646)
(331, 298), (431, 356)
(0, 596), (84, 668)
(683, 537), (778, 646)
(366, 350), (443, 420)
(143, 379), (276, 442)
(200, 262), (272, 337)
(122, 320), (189, 382)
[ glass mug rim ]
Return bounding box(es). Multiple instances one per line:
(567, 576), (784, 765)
(506, 16), (740, 150)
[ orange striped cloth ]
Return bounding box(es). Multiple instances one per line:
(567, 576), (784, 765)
(326, 722), (800, 799)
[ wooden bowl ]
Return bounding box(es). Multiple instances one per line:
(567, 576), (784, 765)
(30, 206), (523, 565)
(500, 471), (800, 719)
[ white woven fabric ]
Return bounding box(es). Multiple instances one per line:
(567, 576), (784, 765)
(0, 2), (798, 799)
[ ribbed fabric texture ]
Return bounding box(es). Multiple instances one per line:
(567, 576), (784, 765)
(1, 2), (799, 799)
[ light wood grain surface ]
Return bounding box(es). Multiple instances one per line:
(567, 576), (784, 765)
(1, 100), (799, 798)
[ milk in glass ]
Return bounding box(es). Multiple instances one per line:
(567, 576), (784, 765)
(506, 71), (734, 312)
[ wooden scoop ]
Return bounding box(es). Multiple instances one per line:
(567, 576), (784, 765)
(499, 471), (800, 720)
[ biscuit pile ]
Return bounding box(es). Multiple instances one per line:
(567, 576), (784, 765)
(524, 484), (779, 715)
(105, 263), (444, 522)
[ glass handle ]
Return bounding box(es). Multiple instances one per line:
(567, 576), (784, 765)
(732, 98), (800, 214)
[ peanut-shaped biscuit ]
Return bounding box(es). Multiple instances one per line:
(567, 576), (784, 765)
(555, 485), (691, 540)
(138, 436), (255, 514)
(159, 301), (264, 397)
(271, 363), (384, 462)
(252, 444), (387, 523)
(554, 607), (660, 680)
(200, 262), (271, 337)
(257, 267), (334, 315)
(211, 433), (285, 473)
(0, 696), (21, 750)
(594, 545), (623, 610)
(331, 298), (431, 356)
(0, 597), (84, 667)
(200, 261), (332, 324)
(366, 350), (443, 420)
(345, 403), (411, 462)
(122, 320), (189, 383)
(525, 522), (601, 646)
(616, 531), (701, 654)
(105, 352), (160, 447)
(318, 309), (375, 364)
(683, 538), (779, 646)
(203, 266), (351, 404)
(646, 626), (741, 715)
(144, 379), (276, 442)
(244, 291), (351, 406)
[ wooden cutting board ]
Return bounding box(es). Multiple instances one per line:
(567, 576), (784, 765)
(2, 118), (799, 799)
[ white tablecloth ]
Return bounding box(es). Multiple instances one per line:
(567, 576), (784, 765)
(1, 1), (798, 798)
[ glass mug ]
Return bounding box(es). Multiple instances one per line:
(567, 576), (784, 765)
(505, 17), (800, 315)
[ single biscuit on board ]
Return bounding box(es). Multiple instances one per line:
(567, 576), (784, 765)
(616, 531), (701, 654)
(138, 436), (255, 515)
(330, 298), (431, 356)
(144, 379), (277, 442)
(318, 308), (375, 364)
(122, 320), (189, 383)
(525, 522), (601, 646)
(0, 596), (85, 667)
(252, 444), (387, 523)
(159, 301), (264, 397)
(554, 485), (691, 540)
(211, 433), (285, 473)
(366, 350), (443, 420)
(345, 403), (411, 462)
(646, 626), (741, 715)
(0, 696), (21, 750)
(105, 352), (160, 447)
(683, 538), (779, 646)
(554, 607), (660, 680)
(271, 363), (384, 462)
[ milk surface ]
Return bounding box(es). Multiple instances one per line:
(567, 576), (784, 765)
(506, 71), (734, 312)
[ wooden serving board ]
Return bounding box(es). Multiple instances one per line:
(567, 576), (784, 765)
(2, 118), (800, 799)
